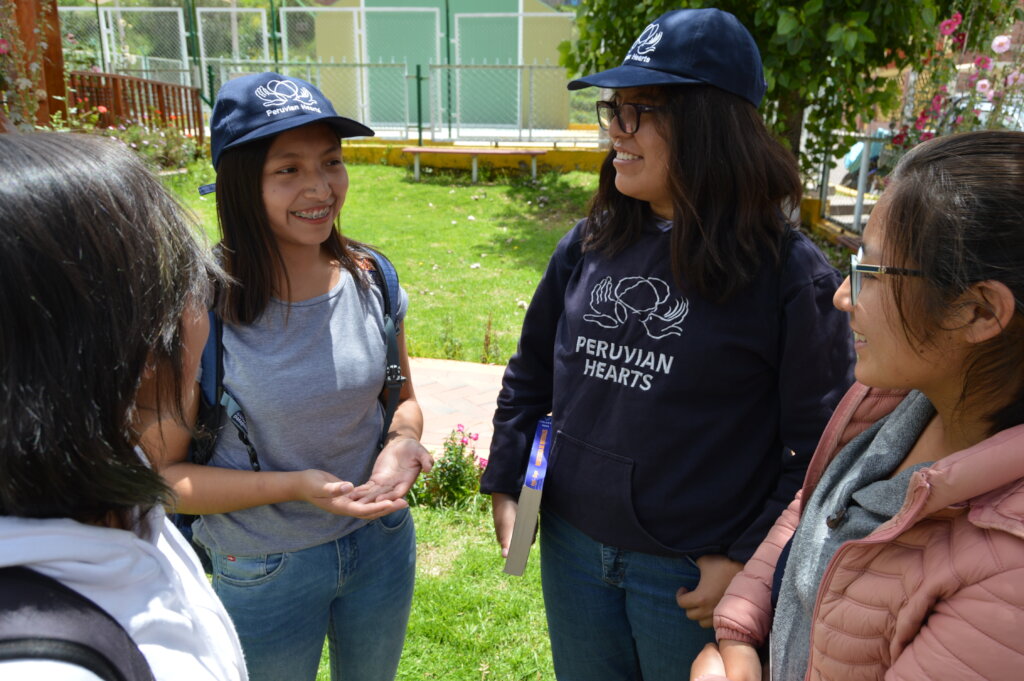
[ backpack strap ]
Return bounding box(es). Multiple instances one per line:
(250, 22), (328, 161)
(191, 307), (223, 466)
(0, 567), (155, 681)
(358, 247), (407, 450)
(192, 307), (260, 471)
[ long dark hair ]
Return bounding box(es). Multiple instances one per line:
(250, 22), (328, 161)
(585, 84), (801, 302)
(0, 133), (215, 524)
(215, 129), (368, 324)
(883, 130), (1024, 435)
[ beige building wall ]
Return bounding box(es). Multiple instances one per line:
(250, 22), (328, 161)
(314, 2), (362, 121)
(521, 0), (571, 129)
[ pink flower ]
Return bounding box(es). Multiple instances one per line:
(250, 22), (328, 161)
(476, 456), (489, 470)
(891, 132), (907, 146)
(953, 32), (967, 48)
(977, 78), (992, 93)
(1007, 70), (1023, 87)
(939, 12), (962, 36)
(992, 35), (1012, 54)
(0, 39), (9, 55)
(460, 438), (469, 446)
(97, 105), (108, 113)
(920, 132), (935, 142)
(955, 115), (964, 125)
(456, 424), (464, 431)
(470, 433), (479, 441)
(975, 55), (993, 70)
(987, 89), (996, 101)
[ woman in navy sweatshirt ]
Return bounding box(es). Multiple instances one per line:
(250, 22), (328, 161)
(481, 9), (854, 680)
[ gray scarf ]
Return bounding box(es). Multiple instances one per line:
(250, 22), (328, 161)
(771, 391), (934, 680)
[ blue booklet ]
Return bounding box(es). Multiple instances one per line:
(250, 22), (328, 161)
(503, 416), (552, 576)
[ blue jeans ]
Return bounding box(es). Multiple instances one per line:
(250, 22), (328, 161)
(540, 510), (715, 681)
(208, 508), (415, 681)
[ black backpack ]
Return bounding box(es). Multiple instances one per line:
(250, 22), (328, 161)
(174, 248), (405, 560)
(0, 566), (155, 681)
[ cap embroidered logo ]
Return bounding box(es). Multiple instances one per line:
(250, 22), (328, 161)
(255, 79), (321, 117)
(627, 23), (663, 62)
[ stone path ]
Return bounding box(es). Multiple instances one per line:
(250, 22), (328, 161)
(408, 357), (506, 456)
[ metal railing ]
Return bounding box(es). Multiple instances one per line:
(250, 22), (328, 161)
(815, 133), (890, 235)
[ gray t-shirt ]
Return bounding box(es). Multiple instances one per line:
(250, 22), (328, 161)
(194, 267), (408, 555)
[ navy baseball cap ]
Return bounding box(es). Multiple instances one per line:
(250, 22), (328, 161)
(567, 8), (766, 108)
(203, 72), (373, 190)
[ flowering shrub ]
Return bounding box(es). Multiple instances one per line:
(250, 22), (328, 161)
(96, 122), (200, 171)
(62, 31), (100, 73)
(881, 8), (1024, 176)
(409, 425), (486, 509)
(1, 1), (52, 130)
(51, 102), (200, 171)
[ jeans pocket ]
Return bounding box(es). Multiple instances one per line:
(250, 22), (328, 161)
(375, 507), (411, 533)
(213, 551), (288, 587)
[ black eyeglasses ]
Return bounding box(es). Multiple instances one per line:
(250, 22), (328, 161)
(596, 101), (666, 134)
(849, 247), (924, 305)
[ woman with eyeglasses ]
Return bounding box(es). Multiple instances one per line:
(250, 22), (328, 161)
(692, 131), (1024, 681)
(480, 9), (853, 680)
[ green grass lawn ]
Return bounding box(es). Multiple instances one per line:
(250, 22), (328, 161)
(163, 161), (598, 364)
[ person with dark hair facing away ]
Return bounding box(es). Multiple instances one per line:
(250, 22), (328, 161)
(0, 132), (247, 680)
(480, 9), (854, 680)
(145, 73), (432, 681)
(694, 131), (1024, 681)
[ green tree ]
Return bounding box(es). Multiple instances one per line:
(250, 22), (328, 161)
(562, 0), (1020, 176)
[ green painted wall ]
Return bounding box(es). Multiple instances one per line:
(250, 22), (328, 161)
(311, 1), (572, 131)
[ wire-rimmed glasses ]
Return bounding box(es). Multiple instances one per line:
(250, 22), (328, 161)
(849, 247), (924, 305)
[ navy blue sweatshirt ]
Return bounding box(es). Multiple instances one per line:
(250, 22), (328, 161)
(480, 218), (854, 563)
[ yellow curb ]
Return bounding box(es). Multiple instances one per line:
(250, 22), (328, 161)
(831, 183), (881, 202)
(341, 141), (607, 175)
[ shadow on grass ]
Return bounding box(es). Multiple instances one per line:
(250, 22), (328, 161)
(484, 170), (595, 273)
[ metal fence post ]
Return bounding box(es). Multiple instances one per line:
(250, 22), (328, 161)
(851, 138), (872, 233)
(416, 63), (423, 146)
(268, 0), (279, 66)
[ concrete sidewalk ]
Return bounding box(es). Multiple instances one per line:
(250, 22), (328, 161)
(408, 357), (506, 455)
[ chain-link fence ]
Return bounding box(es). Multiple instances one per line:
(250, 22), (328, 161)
(58, 6), (191, 86)
(56, 2), (594, 144)
(428, 63), (593, 143)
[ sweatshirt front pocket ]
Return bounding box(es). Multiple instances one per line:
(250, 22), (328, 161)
(544, 430), (686, 557)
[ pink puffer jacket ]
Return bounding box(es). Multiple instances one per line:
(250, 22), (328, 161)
(710, 382), (1024, 681)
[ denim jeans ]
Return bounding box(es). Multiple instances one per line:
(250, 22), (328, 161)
(207, 508), (415, 681)
(539, 510), (715, 681)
